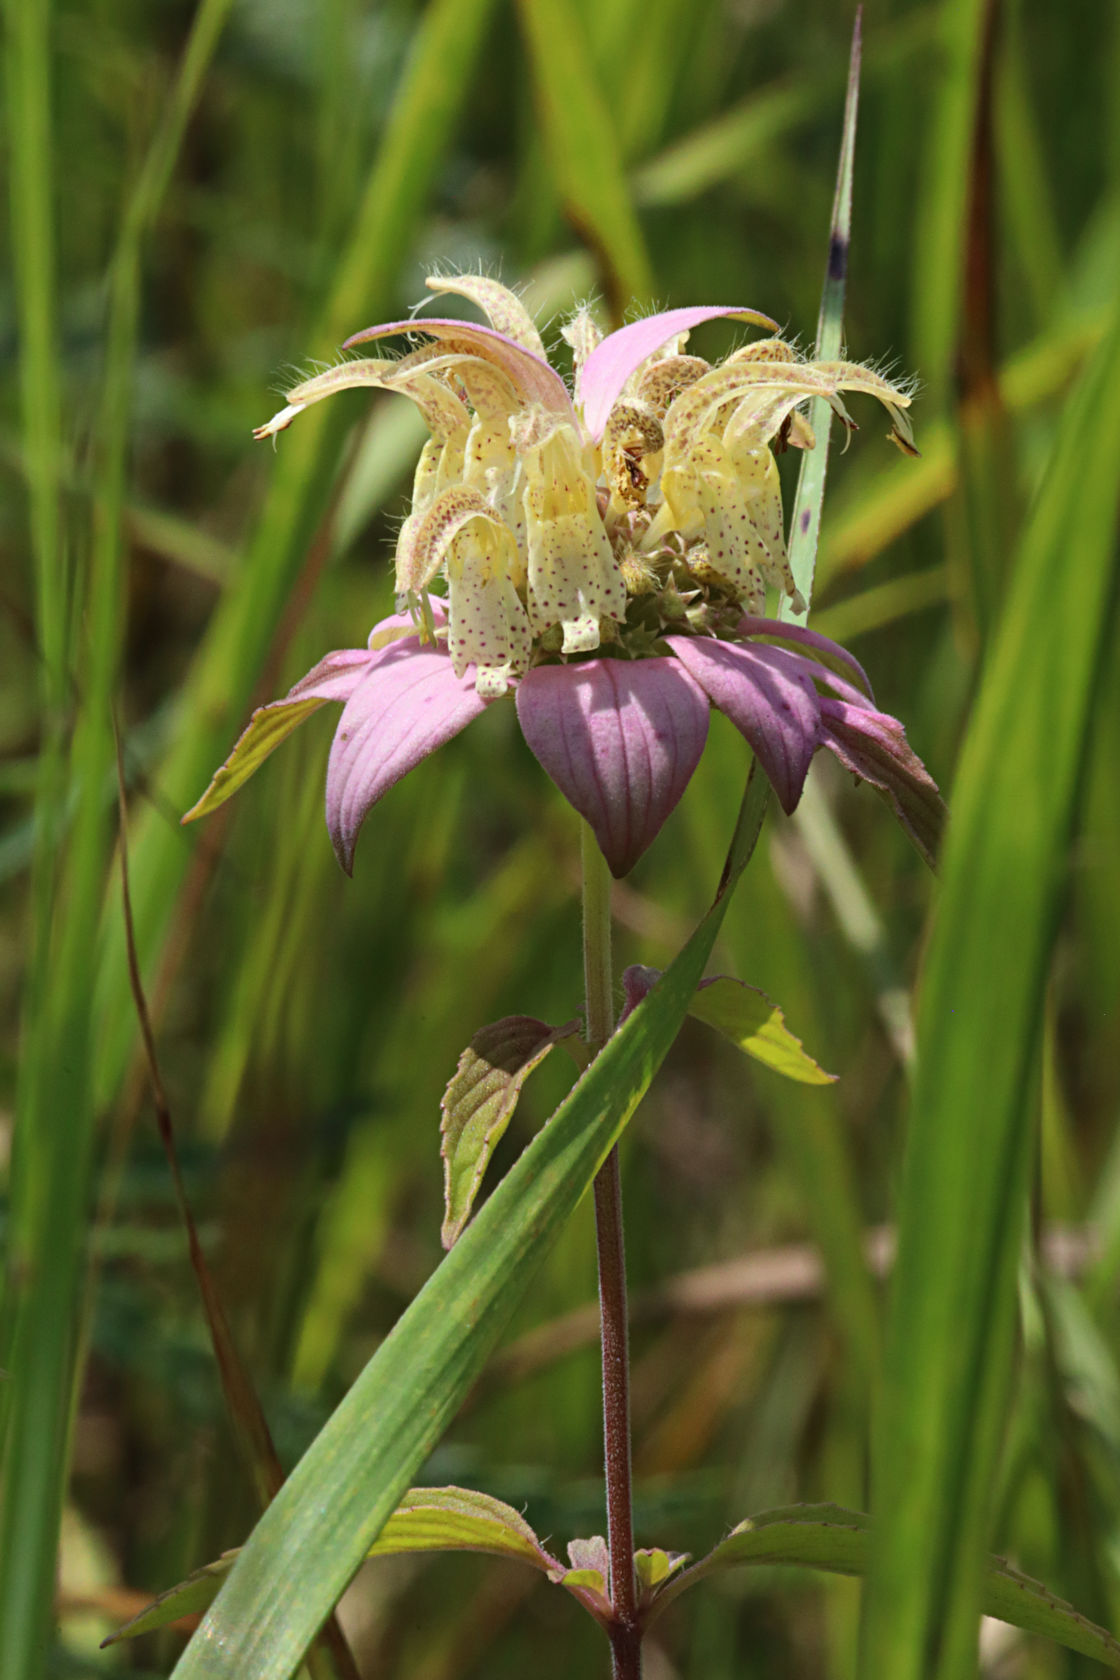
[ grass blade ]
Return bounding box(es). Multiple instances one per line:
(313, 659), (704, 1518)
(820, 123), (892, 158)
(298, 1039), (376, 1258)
(860, 290), (1120, 1680)
(0, 3), (233, 1672)
(515, 0), (654, 317)
(783, 8), (861, 616)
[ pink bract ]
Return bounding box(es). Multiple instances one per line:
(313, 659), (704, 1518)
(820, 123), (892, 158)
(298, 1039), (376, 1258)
(184, 610), (943, 879)
(578, 305), (779, 440)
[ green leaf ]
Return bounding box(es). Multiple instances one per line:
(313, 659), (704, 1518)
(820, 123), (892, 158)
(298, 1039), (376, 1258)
(440, 1016), (580, 1248)
(166, 775), (770, 1680)
(688, 977), (837, 1086)
(634, 1547), (689, 1604)
(106, 1487), (560, 1646)
(861, 295), (1120, 1679)
(103, 1554), (239, 1646)
(650, 1505), (1120, 1668)
(368, 1486), (557, 1570)
(180, 698), (329, 824)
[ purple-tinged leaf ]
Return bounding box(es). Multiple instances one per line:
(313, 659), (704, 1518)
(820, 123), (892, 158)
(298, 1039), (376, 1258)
(441, 1016), (580, 1248)
(326, 637), (490, 874)
(181, 650), (372, 824)
(579, 306), (778, 440)
(667, 635), (820, 814)
(548, 1536), (613, 1624)
(820, 697), (945, 870)
(516, 657), (709, 877)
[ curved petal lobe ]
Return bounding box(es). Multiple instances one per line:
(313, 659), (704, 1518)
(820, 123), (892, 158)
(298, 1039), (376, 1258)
(341, 317), (573, 420)
(516, 658), (709, 877)
(580, 306), (779, 441)
(667, 635), (820, 813)
(327, 638), (490, 874)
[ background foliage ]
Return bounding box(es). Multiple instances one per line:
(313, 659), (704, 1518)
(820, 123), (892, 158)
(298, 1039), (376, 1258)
(3, 0), (1120, 1675)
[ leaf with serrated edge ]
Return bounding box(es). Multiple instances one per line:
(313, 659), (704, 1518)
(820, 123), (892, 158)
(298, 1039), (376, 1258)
(440, 1016), (579, 1248)
(105, 1488), (560, 1646)
(646, 1505), (1120, 1668)
(688, 977), (836, 1085)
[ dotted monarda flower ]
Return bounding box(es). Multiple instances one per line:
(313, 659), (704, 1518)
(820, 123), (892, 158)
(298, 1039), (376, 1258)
(184, 274), (941, 876)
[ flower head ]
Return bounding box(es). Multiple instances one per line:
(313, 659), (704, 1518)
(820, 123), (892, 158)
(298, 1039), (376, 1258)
(188, 275), (939, 875)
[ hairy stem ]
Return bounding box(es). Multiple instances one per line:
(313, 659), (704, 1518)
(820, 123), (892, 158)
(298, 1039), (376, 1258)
(581, 823), (641, 1679)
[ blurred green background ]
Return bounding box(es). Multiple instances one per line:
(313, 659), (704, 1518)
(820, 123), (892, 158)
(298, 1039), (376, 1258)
(3, 0), (1120, 1674)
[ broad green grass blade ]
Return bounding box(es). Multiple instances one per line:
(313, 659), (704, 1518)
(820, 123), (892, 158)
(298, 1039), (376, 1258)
(860, 292), (1120, 1680)
(767, 13), (884, 1402)
(649, 1505), (1120, 1667)
(514, 0), (653, 315)
(783, 10), (861, 618)
(93, 0), (500, 1112)
(167, 777), (769, 1680)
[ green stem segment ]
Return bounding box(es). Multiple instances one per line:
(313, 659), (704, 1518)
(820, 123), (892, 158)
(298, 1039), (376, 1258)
(581, 823), (641, 1680)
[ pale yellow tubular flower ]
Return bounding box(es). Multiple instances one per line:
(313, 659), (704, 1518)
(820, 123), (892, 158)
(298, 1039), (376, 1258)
(671, 429), (785, 606)
(719, 427), (800, 606)
(521, 420), (625, 652)
(644, 352), (910, 609)
(445, 522), (531, 697)
(424, 273), (547, 360)
(403, 486), (530, 695)
(440, 356), (527, 563)
(387, 371), (471, 597)
(392, 351), (526, 545)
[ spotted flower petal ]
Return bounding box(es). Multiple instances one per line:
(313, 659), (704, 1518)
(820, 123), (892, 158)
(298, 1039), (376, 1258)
(326, 635), (490, 874)
(579, 306), (779, 440)
(515, 658), (709, 877)
(422, 273), (546, 360)
(666, 635), (821, 813)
